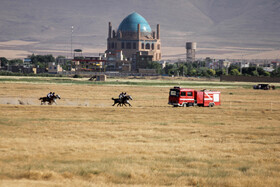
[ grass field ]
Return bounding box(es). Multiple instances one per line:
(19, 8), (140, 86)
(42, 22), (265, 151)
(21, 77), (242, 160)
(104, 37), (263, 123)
(0, 77), (280, 186)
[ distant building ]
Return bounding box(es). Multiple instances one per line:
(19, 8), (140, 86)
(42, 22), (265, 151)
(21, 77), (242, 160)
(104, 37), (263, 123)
(106, 12), (161, 63)
(217, 60), (231, 69)
(72, 56), (106, 72)
(4, 65), (35, 74)
(271, 61), (280, 69)
(23, 58), (32, 68)
(48, 62), (62, 74)
(263, 67), (274, 72)
(135, 51), (153, 70)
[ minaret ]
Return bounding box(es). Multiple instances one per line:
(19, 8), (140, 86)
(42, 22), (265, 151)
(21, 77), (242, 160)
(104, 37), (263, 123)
(112, 30), (116, 38)
(108, 22), (112, 39)
(156, 24), (160, 39)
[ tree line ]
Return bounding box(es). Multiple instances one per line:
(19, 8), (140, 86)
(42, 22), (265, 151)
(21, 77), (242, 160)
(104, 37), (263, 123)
(147, 61), (280, 77)
(1, 55), (280, 77)
(0, 54), (58, 68)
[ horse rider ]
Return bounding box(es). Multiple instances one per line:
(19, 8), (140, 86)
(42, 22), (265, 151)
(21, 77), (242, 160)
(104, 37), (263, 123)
(119, 92), (124, 99)
(52, 92), (56, 97)
(47, 92), (52, 99)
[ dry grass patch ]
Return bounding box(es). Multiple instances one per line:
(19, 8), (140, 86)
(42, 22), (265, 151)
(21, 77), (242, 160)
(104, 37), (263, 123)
(0, 82), (280, 186)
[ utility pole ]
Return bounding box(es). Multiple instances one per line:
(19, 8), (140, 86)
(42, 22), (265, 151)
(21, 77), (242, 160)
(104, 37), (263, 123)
(71, 26), (74, 59)
(240, 55), (243, 75)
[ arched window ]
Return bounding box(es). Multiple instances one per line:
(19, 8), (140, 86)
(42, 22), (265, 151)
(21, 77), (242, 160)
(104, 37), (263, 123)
(111, 42), (114, 49)
(142, 43), (144, 49)
(146, 43), (150, 49)
(151, 43), (154, 50)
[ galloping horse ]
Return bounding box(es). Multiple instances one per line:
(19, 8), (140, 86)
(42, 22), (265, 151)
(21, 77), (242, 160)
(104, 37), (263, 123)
(112, 95), (133, 107)
(39, 95), (61, 105)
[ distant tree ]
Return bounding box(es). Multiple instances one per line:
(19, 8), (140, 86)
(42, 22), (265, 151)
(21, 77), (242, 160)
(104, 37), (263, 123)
(263, 71), (270, 77)
(196, 67), (209, 77)
(248, 67), (257, 76)
(163, 64), (177, 76)
(147, 61), (162, 74)
(188, 68), (197, 76)
(178, 64), (188, 76)
(257, 67), (266, 76)
(229, 64), (240, 73)
(230, 69), (240, 76)
(0, 57), (9, 66)
(9, 59), (23, 65)
(56, 55), (66, 60)
(216, 69), (226, 76)
(241, 67), (249, 75)
(271, 67), (280, 77)
(168, 68), (177, 76)
(207, 69), (216, 76)
(251, 70), (259, 76)
(29, 54), (55, 68)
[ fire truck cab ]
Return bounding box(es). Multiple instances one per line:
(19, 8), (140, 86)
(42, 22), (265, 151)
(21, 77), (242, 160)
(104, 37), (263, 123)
(168, 87), (221, 107)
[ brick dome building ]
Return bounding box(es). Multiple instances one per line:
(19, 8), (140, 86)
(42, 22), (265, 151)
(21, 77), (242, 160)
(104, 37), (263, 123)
(106, 12), (161, 62)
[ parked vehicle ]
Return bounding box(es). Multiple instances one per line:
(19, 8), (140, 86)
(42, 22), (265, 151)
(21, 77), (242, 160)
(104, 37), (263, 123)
(168, 87), (221, 107)
(253, 84), (275, 90)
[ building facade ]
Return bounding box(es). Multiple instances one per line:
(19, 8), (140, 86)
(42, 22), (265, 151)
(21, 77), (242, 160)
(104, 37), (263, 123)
(48, 62), (63, 74)
(106, 12), (161, 62)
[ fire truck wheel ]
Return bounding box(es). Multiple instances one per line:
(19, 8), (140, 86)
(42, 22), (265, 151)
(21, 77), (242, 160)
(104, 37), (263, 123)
(183, 103), (188, 107)
(209, 103), (214, 107)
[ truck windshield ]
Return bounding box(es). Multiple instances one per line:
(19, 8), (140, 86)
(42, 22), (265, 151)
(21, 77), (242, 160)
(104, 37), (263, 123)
(169, 89), (179, 97)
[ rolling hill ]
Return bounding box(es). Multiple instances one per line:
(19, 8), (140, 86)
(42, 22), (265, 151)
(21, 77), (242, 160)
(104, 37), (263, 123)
(0, 0), (279, 59)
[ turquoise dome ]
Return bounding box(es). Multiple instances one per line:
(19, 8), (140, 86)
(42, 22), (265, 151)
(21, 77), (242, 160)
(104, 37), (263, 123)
(117, 12), (152, 33)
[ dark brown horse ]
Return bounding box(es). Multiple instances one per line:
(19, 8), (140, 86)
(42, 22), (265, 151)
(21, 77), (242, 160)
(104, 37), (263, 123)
(39, 95), (61, 105)
(112, 95), (133, 107)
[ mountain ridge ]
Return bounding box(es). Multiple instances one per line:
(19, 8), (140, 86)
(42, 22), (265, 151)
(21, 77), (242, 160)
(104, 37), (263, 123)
(0, 0), (279, 59)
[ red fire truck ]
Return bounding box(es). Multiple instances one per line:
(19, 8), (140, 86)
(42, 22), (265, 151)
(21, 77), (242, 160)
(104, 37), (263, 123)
(168, 87), (221, 107)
